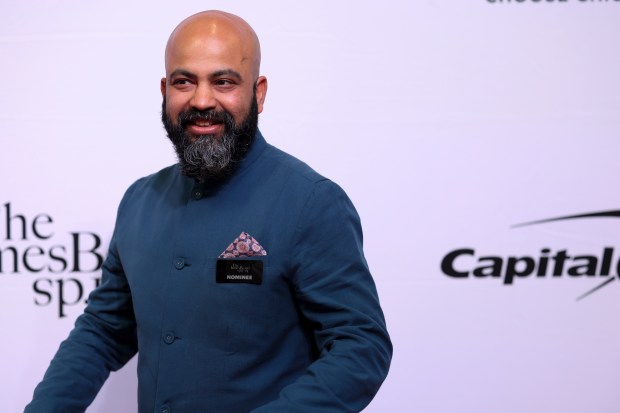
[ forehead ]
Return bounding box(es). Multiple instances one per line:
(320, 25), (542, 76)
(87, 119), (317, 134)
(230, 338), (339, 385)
(165, 22), (255, 77)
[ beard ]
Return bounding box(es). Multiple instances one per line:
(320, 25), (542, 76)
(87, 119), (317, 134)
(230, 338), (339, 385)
(161, 92), (258, 183)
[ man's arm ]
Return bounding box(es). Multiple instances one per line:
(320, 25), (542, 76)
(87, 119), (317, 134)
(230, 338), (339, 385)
(252, 180), (392, 413)
(24, 203), (138, 413)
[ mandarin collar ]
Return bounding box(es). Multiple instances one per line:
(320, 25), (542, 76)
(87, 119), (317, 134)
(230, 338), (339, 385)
(186, 129), (268, 198)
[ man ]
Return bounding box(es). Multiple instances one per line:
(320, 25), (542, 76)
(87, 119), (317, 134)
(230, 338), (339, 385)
(25, 10), (391, 413)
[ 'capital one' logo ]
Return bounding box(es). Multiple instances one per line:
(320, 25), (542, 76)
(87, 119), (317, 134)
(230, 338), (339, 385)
(441, 210), (620, 301)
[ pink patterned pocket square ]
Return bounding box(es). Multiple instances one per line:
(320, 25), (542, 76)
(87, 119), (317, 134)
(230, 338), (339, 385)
(218, 232), (267, 258)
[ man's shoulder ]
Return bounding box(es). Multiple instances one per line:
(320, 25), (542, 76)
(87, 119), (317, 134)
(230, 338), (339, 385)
(127, 164), (182, 190)
(117, 164), (187, 208)
(261, 142), (327, 186)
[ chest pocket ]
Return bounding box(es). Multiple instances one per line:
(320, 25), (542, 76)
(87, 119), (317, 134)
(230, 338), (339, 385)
(205, 256), (281, 350)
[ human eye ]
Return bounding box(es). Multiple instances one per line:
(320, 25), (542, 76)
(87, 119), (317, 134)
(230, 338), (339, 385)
(214, 78), (235, 89)
(172, 78), (194, 89)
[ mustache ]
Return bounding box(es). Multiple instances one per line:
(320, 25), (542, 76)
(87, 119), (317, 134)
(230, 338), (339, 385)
(178, 108), (232, 128)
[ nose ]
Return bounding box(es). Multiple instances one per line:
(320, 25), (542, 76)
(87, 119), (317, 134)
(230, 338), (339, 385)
(190, 83), (216, 111)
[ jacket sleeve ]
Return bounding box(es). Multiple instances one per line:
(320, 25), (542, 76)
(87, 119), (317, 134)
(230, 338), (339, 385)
(250, 180), (392, 413)
(24, 193), (138, 413)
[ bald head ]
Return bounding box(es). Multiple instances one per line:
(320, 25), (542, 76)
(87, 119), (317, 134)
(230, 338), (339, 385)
(160, 9), (268, 171)
(165, 10), (261, 80)
(161, 9), (267, 127)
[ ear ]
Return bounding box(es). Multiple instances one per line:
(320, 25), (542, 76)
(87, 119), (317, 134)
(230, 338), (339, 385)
(255, 76), (268, 114)
(160, 77), (167, 97)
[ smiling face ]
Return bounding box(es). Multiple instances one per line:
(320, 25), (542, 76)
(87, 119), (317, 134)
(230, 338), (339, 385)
(161, 11), (267, 140)
(160, 11), (268, 182)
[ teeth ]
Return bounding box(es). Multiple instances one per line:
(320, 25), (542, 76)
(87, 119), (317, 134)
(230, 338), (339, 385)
(194, 120), (212, 127)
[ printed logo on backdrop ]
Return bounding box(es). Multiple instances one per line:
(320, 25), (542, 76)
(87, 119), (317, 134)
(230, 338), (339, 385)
(0, 202), (105, 318)
(441, 209), (620, 301)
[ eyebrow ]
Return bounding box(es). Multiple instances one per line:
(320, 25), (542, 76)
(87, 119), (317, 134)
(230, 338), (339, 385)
(169, 69), (196, 79)
(168, 68), (243, 81)
(209, 69), (243, 81)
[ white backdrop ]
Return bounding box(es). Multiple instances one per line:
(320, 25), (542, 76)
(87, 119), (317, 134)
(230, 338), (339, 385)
(2, 1), (620, 412)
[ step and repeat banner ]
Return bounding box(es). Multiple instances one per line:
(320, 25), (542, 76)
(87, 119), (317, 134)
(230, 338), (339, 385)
(1, 1), (619, 412)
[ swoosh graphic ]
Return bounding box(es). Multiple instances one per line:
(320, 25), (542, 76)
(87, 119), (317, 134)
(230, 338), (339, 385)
(576, 277), (616, 301)
(512, 210), (620, 228)
(510, 209), (620, 300)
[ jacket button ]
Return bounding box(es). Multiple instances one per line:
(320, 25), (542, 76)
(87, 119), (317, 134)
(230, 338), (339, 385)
(163, 332), (175, 344)
(160, 404), (171, 413)
(174, 257), (185, 269)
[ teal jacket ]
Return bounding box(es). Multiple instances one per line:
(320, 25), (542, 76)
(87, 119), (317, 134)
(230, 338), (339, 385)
(25, 132), (392, 413)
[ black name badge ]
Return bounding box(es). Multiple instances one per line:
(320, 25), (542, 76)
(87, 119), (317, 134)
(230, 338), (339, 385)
(216, 259), (263, 285)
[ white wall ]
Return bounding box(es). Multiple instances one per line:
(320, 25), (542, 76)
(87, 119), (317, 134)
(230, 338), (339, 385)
(2, 1), (619, 412)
